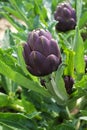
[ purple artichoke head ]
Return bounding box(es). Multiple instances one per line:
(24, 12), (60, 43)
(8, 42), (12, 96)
(64, 76), (74, 94)
(23, 29), (61, 76)
(54, 2), (76, 32)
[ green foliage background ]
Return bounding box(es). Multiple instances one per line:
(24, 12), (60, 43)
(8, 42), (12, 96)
(0, 0), (87, 129)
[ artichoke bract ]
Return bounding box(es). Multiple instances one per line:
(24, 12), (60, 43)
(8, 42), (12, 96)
(23, 29), (61, 76)
(64, 76), (74, 94)
(54, 2), (76, 32)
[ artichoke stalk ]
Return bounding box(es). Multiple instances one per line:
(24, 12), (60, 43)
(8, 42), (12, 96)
(54, 2), (76, 32)
(23, 29), (69, 106)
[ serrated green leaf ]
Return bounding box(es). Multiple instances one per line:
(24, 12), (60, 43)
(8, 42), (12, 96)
(23, 2), (34, 12)
(79, 11), (87, 28)
(73, 27), (85, 74)
(0, 93), (9, 107)
(3, 6), (21, 19)
(54, 124), (75, 130)
(75, 75), (87, 88)
(2, 13), (22, 31)
(33, 15), (40, 29)
(0, 49), (17, 70)
(80, 110), (87, 116)
(2, 29), (15, 49)
(55, 65), (68, 101)
(43, 0), (52, 20)
(16, 45), (29, 75)
(0, 122), (14, 130)
(22, 98), (36, 114)
(1, 75), (17, 93)
(0, 113), (37, 130)
(0, 59), (50, 97)
(76, 0), (82, 26)
(9, 0), (29, 26)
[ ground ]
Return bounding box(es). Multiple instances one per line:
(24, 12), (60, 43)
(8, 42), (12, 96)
(0, 18), (17, 45)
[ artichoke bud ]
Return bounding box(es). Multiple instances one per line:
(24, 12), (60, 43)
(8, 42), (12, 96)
(63, 76), (74, 94)
(54, 2), (76, 32)
(23, 29), (61, 76)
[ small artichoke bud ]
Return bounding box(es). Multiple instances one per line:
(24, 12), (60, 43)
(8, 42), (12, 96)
(84, 55), (87, 73)
(40, 79), (46, 87)
(64, 76), (74, 94)
(23, 29), (61, 76)
(54, 3), (76, 32)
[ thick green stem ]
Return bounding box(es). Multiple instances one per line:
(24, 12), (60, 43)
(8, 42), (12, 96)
(41, 73), (68, 106)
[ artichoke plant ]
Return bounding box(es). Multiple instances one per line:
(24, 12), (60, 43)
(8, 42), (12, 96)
(23, 29), (61, 76)
(54, 2), (76, 32)
(64, 76), (74, 94)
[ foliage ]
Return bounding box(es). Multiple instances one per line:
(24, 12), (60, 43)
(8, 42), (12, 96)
(0, 0), (87, 130)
